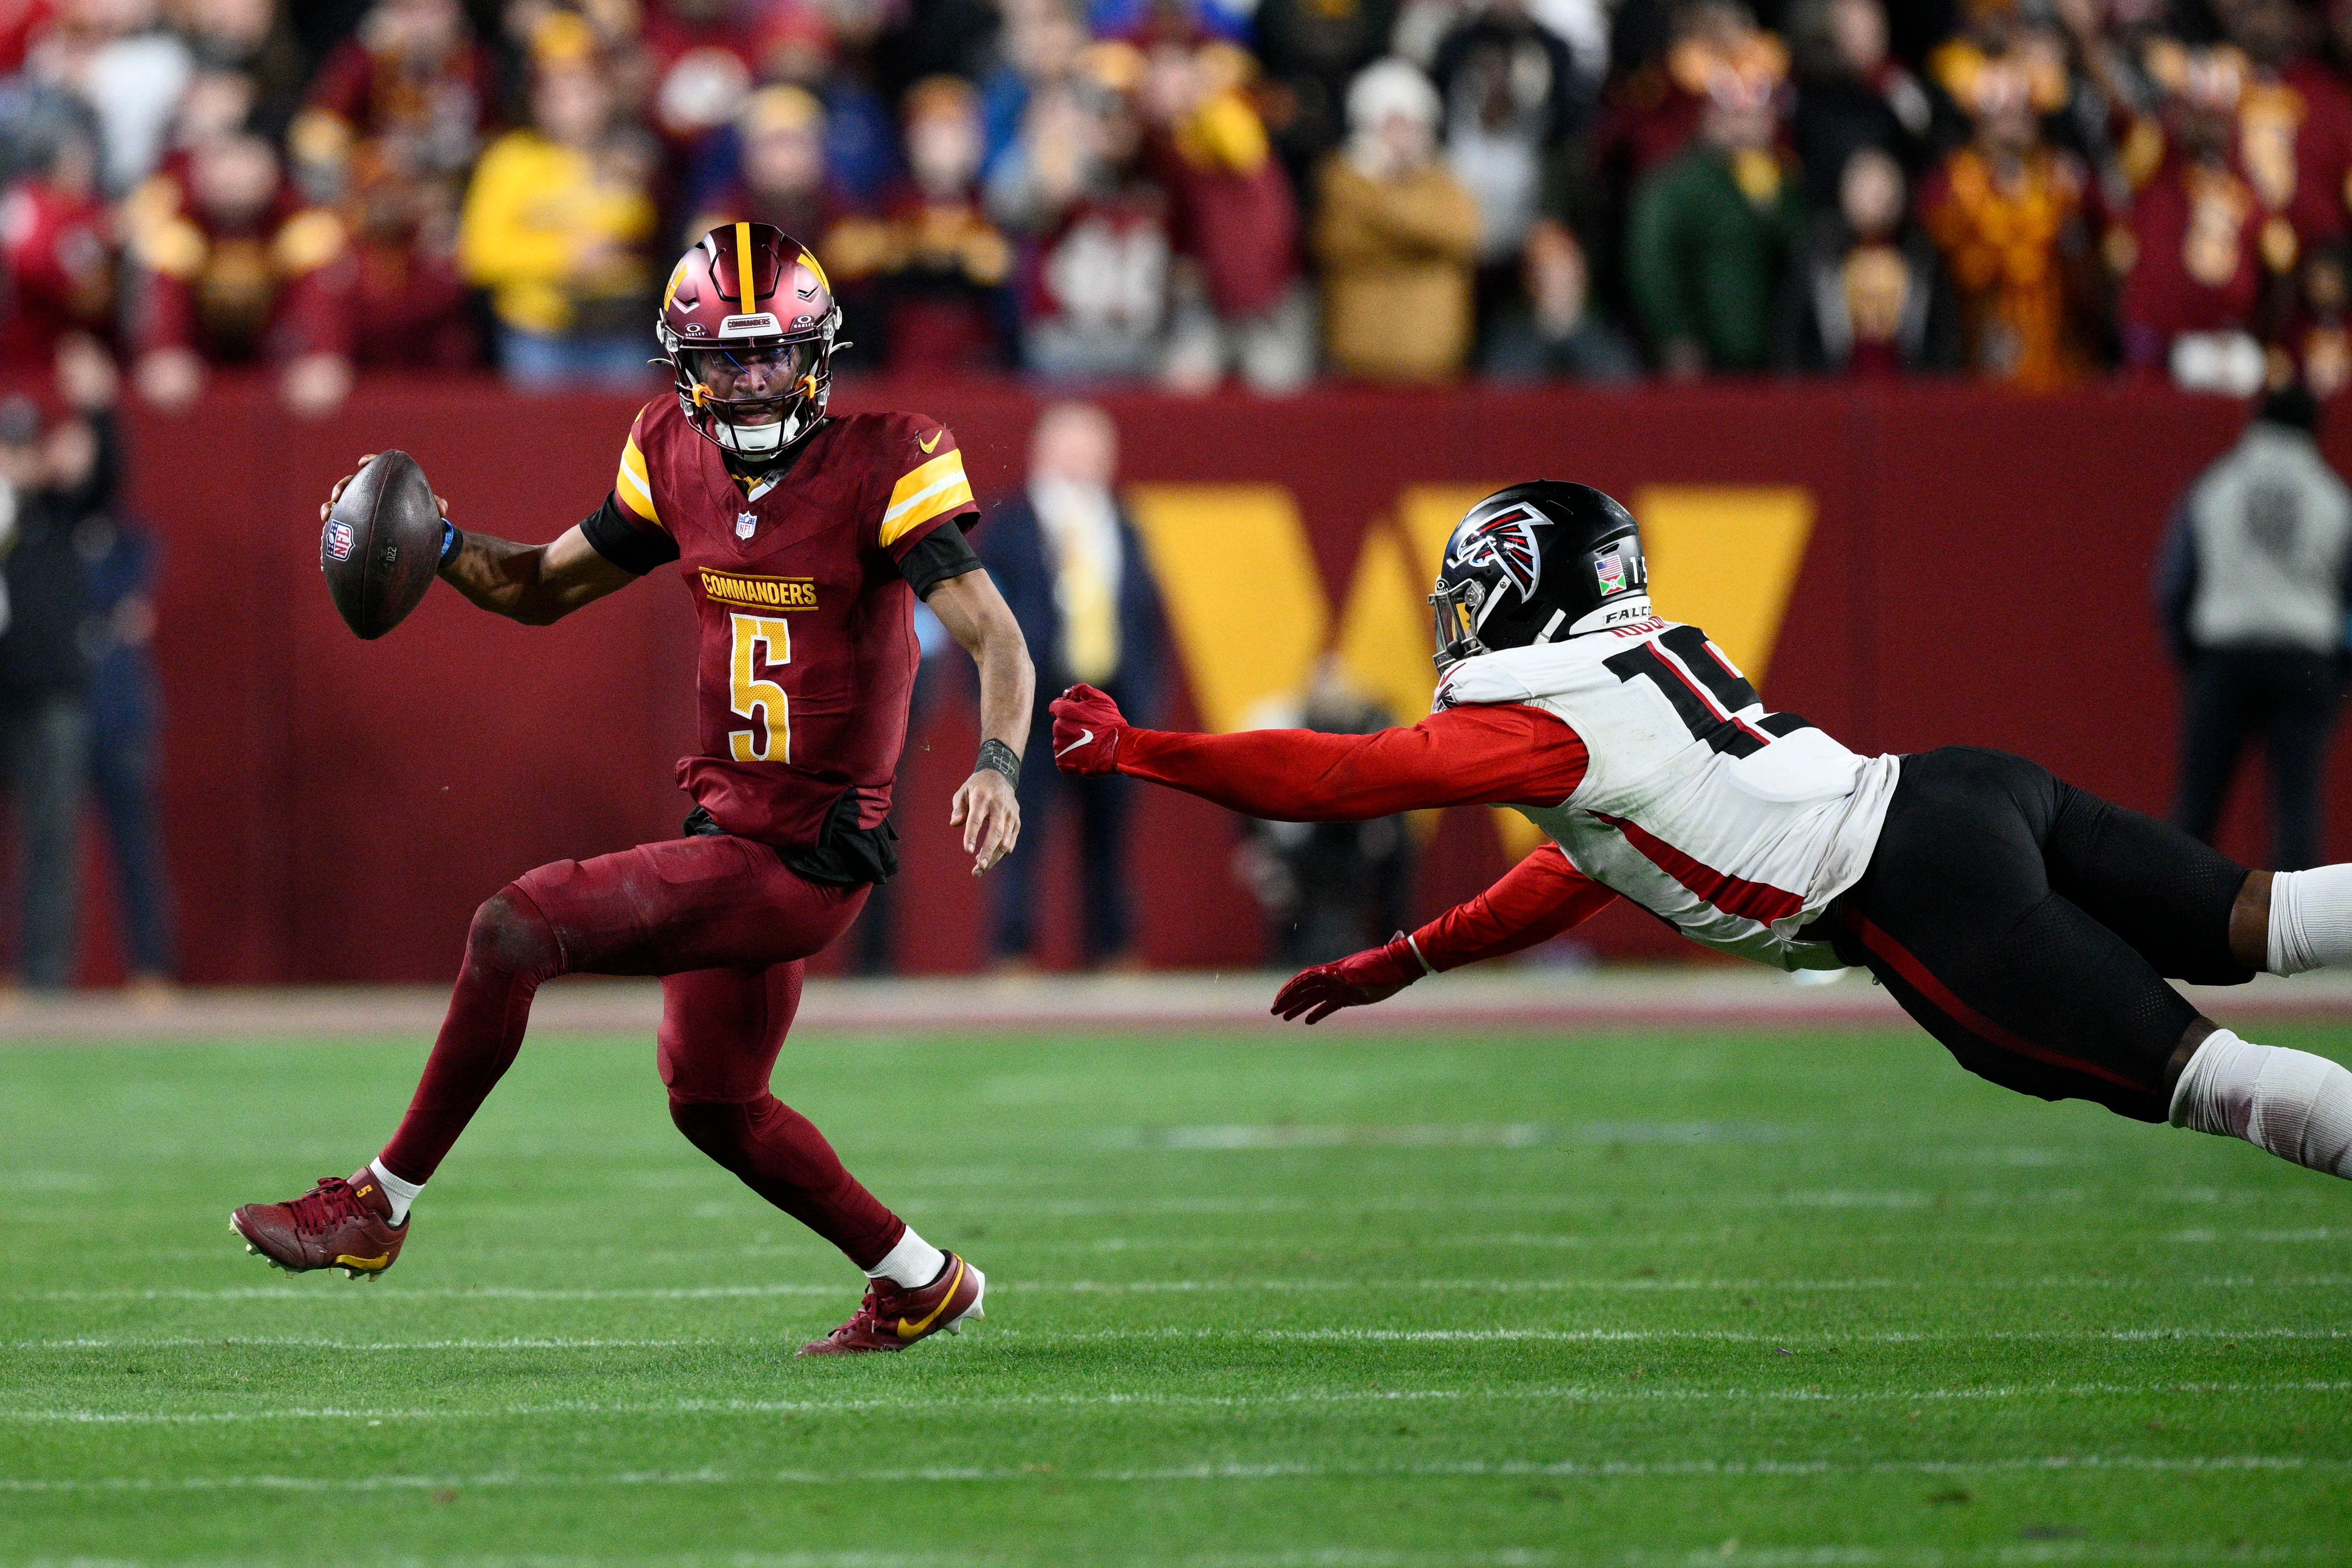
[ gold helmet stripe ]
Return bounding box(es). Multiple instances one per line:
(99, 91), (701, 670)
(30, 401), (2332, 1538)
(734, 222), (757, 311)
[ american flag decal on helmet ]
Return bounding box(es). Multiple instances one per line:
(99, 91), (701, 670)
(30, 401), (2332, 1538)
(1447, 505), (1544, 599)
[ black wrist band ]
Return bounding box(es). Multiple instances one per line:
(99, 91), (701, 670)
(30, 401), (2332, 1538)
(439, 519), (464, 567)
(977, 738), (1020, 788)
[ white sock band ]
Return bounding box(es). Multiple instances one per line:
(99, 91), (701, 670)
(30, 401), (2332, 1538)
(2266, 865), (2352, 976)
(2171, 1029), (2352, 1178)
(865, 1226), (947, 1289)
(367, 1159), (423, 1224)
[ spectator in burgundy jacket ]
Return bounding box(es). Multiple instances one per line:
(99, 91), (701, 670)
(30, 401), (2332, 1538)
(126, 127), (356, 415)
(0, 123), (112, 372)
(1144, 38), (1313, 393)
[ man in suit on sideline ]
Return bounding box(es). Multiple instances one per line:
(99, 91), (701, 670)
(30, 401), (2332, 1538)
(978, 402), (1166, 969)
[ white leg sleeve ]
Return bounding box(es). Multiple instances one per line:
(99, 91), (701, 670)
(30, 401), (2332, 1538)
(2266, 865), (2352, 975)
(2171, 1029), (2352, 1179)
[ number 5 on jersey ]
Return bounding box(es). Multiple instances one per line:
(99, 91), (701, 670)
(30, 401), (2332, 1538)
(728, 613), (791, 762)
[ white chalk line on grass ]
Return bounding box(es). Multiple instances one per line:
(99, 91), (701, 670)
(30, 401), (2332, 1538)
(12, 1273), (2352, 1304)
(0, 1453), (2341, 1494)
(1012, 1325), (2352, 1345)
(0, 1548), (2336, 1568)
(49, 1221), (2352, 1271)
(5, 1337), (694, 1351)
(14, 1325), (2352, 1351)
(3, 1379), (2346, 1428)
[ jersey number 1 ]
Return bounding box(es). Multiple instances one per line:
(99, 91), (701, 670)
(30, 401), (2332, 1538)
(728, 613), (790, 763)
(1603, 625), (1808, 758)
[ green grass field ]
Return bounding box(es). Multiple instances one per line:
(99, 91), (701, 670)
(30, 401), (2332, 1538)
(3, 1013), (2350, 1566)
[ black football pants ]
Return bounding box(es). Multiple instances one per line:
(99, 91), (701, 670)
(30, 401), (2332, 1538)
(1826, 747), (2254, 1122)
(2171, 648), (2341, 872)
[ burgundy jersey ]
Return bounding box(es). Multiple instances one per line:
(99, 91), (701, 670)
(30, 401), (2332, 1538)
(605, 396), (978, 852)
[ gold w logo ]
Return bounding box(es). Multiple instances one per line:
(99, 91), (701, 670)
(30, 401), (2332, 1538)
(1124, 484), (1816, 854)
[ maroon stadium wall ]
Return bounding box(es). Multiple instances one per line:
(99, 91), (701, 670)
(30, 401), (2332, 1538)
(64, 376), (2345, 983)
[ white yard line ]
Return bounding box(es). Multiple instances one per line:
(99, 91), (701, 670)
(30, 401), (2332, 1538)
(5, 1337), (694, 1351)
(993, 1326), (2352, 1344)
(12, 1274), (2351, 1304)
(1, 1380), (2345, 1427)
(0, 1453), (2338, 1493)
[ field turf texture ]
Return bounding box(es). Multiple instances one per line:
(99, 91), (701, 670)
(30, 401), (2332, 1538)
(2, 1014), (2349, 1566)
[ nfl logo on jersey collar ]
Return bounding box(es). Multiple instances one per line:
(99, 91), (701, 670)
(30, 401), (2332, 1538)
(736, 510), (757, 540)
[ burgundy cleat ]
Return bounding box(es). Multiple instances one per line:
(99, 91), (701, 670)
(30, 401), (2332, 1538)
(230, 1168), (408, 1281)
(800, 1253), (985, 1355)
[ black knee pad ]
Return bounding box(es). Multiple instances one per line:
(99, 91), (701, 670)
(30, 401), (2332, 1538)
(466, 887), (564, 979)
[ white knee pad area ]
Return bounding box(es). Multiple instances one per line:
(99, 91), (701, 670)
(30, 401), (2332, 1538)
(2266, 864), (2352, 975)
(2172, 1029), (2352, 1179)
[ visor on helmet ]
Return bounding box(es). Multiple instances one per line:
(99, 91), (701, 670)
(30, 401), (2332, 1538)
(677, 340), (820, 414)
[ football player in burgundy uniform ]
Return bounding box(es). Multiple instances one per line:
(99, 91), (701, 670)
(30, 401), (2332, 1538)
(232, 223), (1030, 1354)
(1054, 482), (2352, 1188)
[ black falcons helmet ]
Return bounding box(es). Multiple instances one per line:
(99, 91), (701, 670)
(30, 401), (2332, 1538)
(1429, 481), (1650, 672)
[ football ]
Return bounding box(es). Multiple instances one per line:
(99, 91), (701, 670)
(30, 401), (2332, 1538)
(319, 449), (443, 640)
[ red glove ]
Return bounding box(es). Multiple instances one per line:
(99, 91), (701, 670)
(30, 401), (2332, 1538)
(1050, 683), (1129, 775)
(1270, 933), (1428, 1025)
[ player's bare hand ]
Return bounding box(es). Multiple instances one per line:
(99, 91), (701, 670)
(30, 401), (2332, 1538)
(320, 455), (449, 525)
(1270, 936), (1422, 1025)
(950, 768), (1020, 876)
(321, 455), (376, 523)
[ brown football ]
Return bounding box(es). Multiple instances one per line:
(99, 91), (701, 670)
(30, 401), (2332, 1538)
(320, 450), (443, 640)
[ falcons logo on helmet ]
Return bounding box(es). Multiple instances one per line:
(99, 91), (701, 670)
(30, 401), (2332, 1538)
(1446, 506), (1544, 599)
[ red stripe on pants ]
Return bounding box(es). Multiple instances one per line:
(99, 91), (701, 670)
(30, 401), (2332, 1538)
(1846, 912), (2148, 1093)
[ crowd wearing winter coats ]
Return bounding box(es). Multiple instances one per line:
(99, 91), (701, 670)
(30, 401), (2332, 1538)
(7, 0), (2352, 408)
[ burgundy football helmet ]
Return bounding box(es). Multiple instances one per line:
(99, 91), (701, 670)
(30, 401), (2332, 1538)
(656, 222), (841, 461)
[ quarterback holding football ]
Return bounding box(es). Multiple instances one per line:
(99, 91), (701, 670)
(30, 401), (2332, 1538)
(235, 223), (1028, 1353)
(1055, 482), (2352, 1186)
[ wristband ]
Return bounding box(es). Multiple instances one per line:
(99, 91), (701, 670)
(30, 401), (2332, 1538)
(438, 519), (464, 567)
(976, 737), (1020, 788)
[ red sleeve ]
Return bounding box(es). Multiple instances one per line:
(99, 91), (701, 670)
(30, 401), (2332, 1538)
(302, 41), (374, 122)
(1409, 842), (1617, 972)
(1115, 704), (1589, 821)
(136, 269), (196, 353)
(276, 253), (355, 359)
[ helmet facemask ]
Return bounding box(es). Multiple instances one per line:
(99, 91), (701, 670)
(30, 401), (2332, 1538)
(1429, 576), (1500, 673)
(663, 310), (839, 462)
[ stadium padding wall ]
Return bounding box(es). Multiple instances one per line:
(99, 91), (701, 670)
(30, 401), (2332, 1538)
(65, 376), (2351, 983)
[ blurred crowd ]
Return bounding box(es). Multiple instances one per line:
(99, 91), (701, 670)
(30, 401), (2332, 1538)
(13, 0), (2352, 407)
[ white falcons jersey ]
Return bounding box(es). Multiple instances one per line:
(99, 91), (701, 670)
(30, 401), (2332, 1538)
(1436, 614), (1900, 970)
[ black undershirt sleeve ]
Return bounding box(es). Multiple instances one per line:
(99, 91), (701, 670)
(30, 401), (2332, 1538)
(580, 492), (682, 576)
(897, 519), (985, 599)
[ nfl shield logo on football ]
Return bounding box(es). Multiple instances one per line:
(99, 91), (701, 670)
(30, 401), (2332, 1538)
(1594, 547), (1625, 594)
(326, 520), (355, 561)
(736, 511), (757, 540)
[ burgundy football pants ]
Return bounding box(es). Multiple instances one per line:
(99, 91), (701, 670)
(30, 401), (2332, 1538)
(377, 834), (905, 1267)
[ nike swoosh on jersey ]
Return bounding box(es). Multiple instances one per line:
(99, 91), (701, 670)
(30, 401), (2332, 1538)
(1055, 729), (1094, 758)
(919, 431), (942, 453)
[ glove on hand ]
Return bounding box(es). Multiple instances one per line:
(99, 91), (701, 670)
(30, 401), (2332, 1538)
(1050, 683), (1128, 775)
(1269, 933), (1426, 1025)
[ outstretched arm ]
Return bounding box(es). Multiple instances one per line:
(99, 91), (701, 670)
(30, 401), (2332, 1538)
(1050, 684), (1590, 819)
(319, 454), (637, 626)
(1273, 842), (1618, 1023)
(926, 566), (1035, 875)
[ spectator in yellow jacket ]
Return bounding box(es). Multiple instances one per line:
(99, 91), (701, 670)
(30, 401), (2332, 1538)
(458, 17), (658, 389)
(1313, 58), (1481, 383)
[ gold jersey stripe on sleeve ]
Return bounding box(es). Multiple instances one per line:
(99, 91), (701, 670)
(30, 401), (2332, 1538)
(879, 448), (974, 546)
(616, 435), (663, 527)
